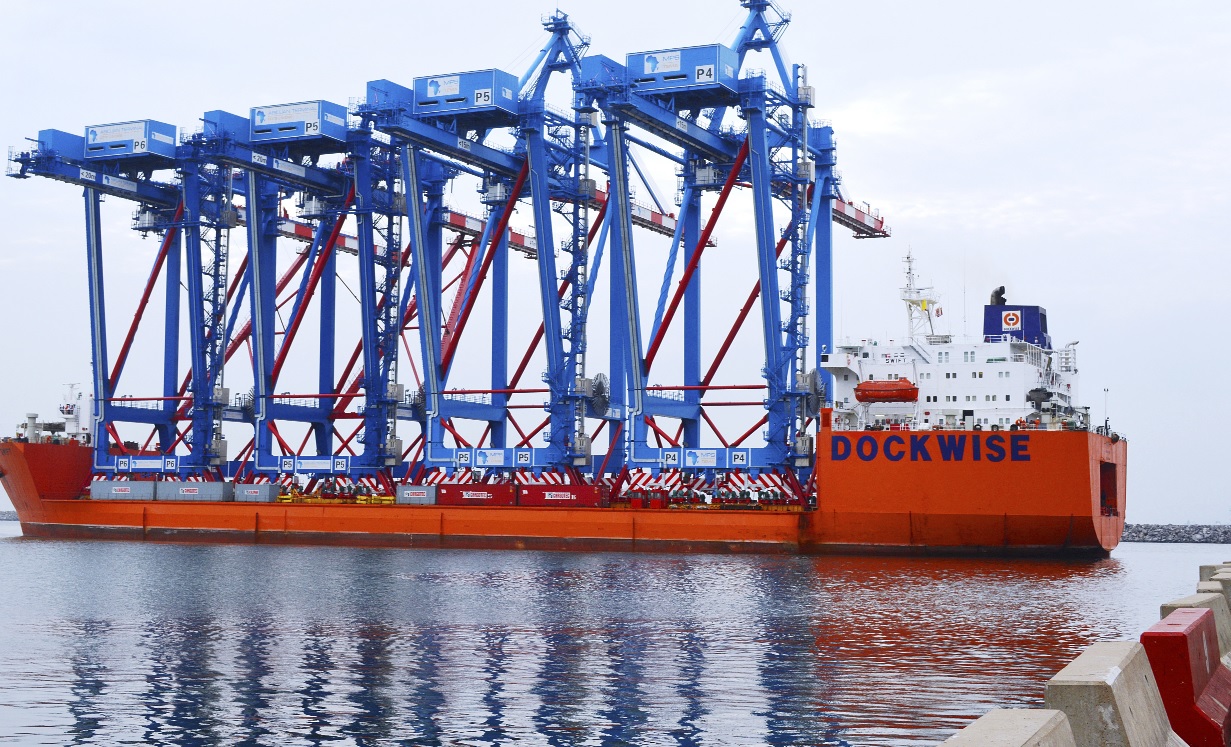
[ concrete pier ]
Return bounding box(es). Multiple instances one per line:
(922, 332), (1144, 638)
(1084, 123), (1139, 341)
(940, 709), (1076, 746)
(1161, 593), (1231, 666)
(1043, 641), (1186, 747)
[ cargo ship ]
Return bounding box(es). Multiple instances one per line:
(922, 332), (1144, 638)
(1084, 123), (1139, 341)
(0, 257), (1126, 556)
(0, 2), (1125, 556)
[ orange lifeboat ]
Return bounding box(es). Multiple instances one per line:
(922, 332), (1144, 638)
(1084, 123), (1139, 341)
(854, 378), (919, 403)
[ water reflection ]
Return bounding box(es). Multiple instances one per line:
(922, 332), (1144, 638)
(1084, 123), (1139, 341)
(67, 619), (109, 744)
(233, 616), (275, 747)
(401, 627), (446, 745)
(139, 615), (223, 746)
(4, 539), (1207, 746)
(669, 631), (707, 747)
(600, 623), (651, 745)
(534, 627), (596, 745)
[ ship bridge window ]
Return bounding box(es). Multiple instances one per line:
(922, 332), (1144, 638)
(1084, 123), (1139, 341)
(938, 352), (950, 363)
(843, 374), (849, 381)
(963, 351), (975, 362)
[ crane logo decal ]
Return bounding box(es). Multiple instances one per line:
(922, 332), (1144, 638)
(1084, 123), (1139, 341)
(644, 51), (680, 74)
(427, 77), (460, 97)
(1001, 310), (1022, 331)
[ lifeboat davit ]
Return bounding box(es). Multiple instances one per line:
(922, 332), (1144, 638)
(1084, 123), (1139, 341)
(854, 378), (919, 403)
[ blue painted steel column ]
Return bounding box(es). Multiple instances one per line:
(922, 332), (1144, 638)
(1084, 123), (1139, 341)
(316, 225), (336, 457)
(160, 205), (182, 452)
(423, 161), (446, 343)
(681, 178), (702, 448)
(523, 120), (569, 466)
(83, 188), (111, 471)
(605, 118), (646, 466)
(244, 171), (279, 472)
(401, 145), (444, 465)
(742, 81), (790, 464)
(424, 164), (448, 468)
(811, 126), (836, 397)
(490, 226), (509, 449)
(352, 148), (386, 469)
(180, 164), (212, 468)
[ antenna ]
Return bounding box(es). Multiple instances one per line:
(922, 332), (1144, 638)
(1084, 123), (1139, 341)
(962, 249), (968, 336)
(900, 248), (939, 339)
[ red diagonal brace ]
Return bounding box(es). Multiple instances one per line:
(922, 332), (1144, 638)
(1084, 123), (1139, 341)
(644, 416), (679, 447)
(224, 246), (312, 364)
(331, 233), (468, 418)
(270, 186), (355, 388)
(516, 417), (551, 448)
(508, 195), (608, 390)
(700, 229), (791, 387)
(700, 409), (730, 447)
(731, 414), (769, 448)
(441, 239), (481, 350)
(644, 139), (749, 373)
(441, 161), (530, 375)
(110, 201), (185, 391)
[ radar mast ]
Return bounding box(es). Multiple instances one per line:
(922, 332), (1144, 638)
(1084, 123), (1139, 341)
(900, 250), (941, 339)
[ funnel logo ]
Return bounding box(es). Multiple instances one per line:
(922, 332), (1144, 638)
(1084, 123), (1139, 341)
(1001, 310), (1022, 331)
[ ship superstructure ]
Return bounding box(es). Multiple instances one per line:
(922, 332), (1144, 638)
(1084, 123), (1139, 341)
(822, 255), (1086, 432)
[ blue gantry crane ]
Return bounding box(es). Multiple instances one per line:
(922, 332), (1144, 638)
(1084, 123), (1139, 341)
(8, 0), (889, 503)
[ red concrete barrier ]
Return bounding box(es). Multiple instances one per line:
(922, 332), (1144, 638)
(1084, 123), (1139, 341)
(1140, 607), (1231, 747)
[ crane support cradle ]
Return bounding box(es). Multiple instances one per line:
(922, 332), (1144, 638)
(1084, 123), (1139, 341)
(365, 79), (414, 112)
(627, 44), (740, 102)
(202, 110), (251, 144)
(84, 120), (177, 160)
(37, 129), (85, 160)
(250, 101), (347, 143)
(413, 69), (519, 125)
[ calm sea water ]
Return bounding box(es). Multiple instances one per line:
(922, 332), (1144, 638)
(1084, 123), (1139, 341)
(0, 521), (1221, 746)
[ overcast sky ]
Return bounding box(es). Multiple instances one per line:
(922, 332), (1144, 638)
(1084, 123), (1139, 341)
(0, 0), (1227, 524)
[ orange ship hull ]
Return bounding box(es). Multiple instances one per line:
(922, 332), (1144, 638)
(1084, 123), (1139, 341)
(0, 431), (1125, 556)
(811, 429), (1126, 554)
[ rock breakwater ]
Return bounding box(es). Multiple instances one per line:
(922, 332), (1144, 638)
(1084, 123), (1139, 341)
(1123, 524), (1231, 544)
